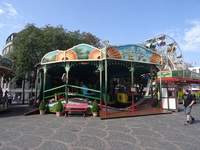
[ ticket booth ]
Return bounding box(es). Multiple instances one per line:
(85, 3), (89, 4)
(162, 84), (179, 112)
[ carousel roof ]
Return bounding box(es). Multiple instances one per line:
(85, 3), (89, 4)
(40, 44), (161, 65)
(0, 55), (14, 76)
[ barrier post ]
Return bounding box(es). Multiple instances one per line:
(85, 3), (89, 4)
(132, 99), (135, 112)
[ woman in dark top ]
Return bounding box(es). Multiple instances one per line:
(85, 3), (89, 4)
(183, 89), (195, 125)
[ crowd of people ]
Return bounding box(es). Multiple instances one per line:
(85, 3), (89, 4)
(0, 87), (21, 105)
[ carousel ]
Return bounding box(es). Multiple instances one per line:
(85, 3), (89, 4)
(0, 55), (15, 111)
(34, 40), (171, 119)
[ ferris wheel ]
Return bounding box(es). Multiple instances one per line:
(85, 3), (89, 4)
(144, 34), (187, 70)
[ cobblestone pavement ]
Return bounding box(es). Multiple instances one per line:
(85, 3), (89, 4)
(0, 104), (200, 150)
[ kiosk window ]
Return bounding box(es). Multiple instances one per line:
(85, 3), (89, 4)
(168, 91), (175, 97)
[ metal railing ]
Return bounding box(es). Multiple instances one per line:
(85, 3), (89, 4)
(44, 84), (101, 101)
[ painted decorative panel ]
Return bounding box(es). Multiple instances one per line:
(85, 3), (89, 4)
(71, 44), (98, 60)
(41, 50), (59, 64)
(108, 45), (161, 64)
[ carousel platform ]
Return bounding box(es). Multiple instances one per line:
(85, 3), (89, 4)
(100, 107), (172, 119)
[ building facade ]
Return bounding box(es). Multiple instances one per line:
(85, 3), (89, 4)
(189, 66), (200, 74)
(1, 33), (35, 103)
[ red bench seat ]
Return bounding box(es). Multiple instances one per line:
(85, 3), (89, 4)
(64, 103), (88, 117)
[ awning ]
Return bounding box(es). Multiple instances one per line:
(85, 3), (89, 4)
(155, 77), (200, 83)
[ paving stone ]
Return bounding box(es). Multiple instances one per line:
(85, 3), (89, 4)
(106, 124), (131, 133)
(10, 134), (42, 149)
(81, 127), (107, 137)
(125, 120), (152, 129)
(68, 119), (88, 126)
(49, 130), (77, 143)
(26, 120), (49, 126)
(15, 125), (37, 133)
(108, 141), (141, 150)
(45, 122), (64, 129)
(107, 119), (126, 126)
(0, 121), (11, 127)
(73, 148), (91, 150)
(180, 127), (200, 137)
(137, 135), (179, 150)
(162, 132), (200, 145)
(35, 140), (68, 150)
(174, 141), (200, 150)
(142, 119), (168, 127)
(0, 127), (7, 134)
(2, 122), (23, 129)
(37, 115), (57, 122)
(59, 124), (82, 132)
(131, 128), (162, 138)
(105, 131), (137, 144)
(33, 127), (54, 137)
(145, 148), (160, 150)
(0, 146), (18, 150)
(85, 121), (106, 129)
(72, 135), (106, 150)
(152, 125), (181, 134)
(0, 131), (20, 142)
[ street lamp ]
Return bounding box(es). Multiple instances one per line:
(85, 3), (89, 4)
(30, 71), (35, 102)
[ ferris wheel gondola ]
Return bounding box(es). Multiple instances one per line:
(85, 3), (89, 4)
(144, 34), (187, 70)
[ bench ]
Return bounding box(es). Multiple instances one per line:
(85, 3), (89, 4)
(64, 103), (88, 117)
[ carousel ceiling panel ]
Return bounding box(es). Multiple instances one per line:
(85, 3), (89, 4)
(47, 64), (65, 76)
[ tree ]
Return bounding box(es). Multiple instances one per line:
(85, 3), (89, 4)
(8, 24), (102, 79)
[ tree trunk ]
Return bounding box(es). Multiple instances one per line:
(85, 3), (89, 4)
(22, 78), (25, 104)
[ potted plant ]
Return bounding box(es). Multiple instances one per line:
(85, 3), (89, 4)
(91, 100), (100, 117)
(39, 100), (46, 115)
(55, 101), (64, 117)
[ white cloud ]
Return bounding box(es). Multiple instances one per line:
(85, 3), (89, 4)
(178, 20), (200, 52)
(3, 2), (18, 18)
(160, 19), (200, 53)
(0, 8), (4, 14)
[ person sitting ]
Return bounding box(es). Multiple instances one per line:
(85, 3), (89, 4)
(61, 73), (67, 83)
(81, 82), (95, 96)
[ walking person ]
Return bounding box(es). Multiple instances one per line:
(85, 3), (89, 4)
(191, 92), (198, 105)
(17, 95), (21, 103)
(183, 88), (195, 125)
(4, 90), (8, 104)
(8, 93), (12, 105)
(12, 94), (16, 102)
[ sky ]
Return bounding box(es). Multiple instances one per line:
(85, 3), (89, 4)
(0, 0), (200, 65)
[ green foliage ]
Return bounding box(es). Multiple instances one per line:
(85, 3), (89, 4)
(156, 101), (161, 108)
(8, 23), (102, 79)
(39, 100), (47, 111)
(91, 100), (100, 113)
(55, 101), (63, 112)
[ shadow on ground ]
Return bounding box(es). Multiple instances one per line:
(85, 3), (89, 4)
(0, 104), (37, 118)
